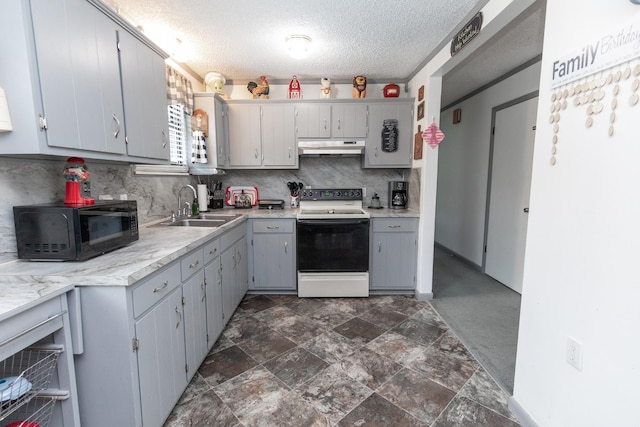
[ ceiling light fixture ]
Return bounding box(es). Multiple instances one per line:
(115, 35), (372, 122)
(286, 35), (312, 59)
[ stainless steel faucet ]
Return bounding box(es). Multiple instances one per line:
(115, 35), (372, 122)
(177, 185), (197, 218)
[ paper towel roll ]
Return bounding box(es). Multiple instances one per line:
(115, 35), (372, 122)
(197, 184), (209, 212)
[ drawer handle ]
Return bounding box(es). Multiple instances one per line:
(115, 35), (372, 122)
(153, 281), (169, 293)
(189, 260), (200, 268)
(175, 307), (182, 329)
(266, 226), (280, 230)
(201, 283), (206, 301)
(388, 225), (401, 228)
(378, 242), (382, 253)
(284, 241), (288, 254)
(209, 248), (217, 255)
(0, 311), (66, 347)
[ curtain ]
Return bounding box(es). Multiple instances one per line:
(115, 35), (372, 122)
(166, 65), (194, 115)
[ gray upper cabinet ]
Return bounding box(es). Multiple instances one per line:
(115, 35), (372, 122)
(331, 103), (368, 138)
(261, 104), (297, 167)
(363, 100), (413, 168)
(295, 102), (367, 139)
(295, 103), (331, 138)
(226, 103), (262, 167)
(0, 0), (168, 162)
(226, 102), (297, 169)
(193, 94), (229, 168)
(31, 0), (126, 155)
(118, 28), (170, 160)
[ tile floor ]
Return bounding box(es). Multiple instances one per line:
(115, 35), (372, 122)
(164, 295), (520, 427)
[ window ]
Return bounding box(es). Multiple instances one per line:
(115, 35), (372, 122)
(167, 104), (191, 165)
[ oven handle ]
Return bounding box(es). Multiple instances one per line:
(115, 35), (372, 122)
(297, 219), (370, 226)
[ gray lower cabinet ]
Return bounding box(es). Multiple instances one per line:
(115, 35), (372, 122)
(203, 238), (224, 349)
(370, 218), (419, 292)
(134, 274), (186, 427)
(75, 224), (248, 427)
(220, 224), (248, 322)
(248, 219), (296, 291)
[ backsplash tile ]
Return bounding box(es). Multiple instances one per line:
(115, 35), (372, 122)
(0, 156), (415, 255)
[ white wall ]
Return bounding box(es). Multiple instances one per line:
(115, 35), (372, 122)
(407, 0), (538, 299)
(512, 2), (640, 426)
(436, 62), (541, 265)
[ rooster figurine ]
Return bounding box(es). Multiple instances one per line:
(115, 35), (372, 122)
(247, 76), (270, 99)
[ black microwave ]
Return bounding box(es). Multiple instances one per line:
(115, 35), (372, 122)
(13, 200), (139, 261)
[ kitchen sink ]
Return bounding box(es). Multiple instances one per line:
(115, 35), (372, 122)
(156, 214), (241, 227)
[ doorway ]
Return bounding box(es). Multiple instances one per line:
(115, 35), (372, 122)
(483, 94), (538, 294)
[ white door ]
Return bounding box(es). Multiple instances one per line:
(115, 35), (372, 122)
(485, 96), (538, 293)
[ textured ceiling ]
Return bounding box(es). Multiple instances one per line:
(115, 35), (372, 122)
(104, 0), (545, 102)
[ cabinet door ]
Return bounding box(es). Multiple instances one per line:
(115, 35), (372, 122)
(332, 104), (368, 138)
(251, 233), (296, 290)
(31, 0), (126, 154)
(135, 287), (187, 427)
(370, 219), (418, 290)
(220, 244), (237, 324)
(235, 237), (249, 305)
(226, 104), (261, 167)
(261, 104), (297, 167)
(182, 269), (207, 379)
(295, 103), (331, 138)
(214, 97), (228, 167)
(205, 260), (224, 350)
(364, 102), (413, 168)
(118, 29), (169, 160)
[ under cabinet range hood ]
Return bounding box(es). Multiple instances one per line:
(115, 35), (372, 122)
(298, 140), (365, 156)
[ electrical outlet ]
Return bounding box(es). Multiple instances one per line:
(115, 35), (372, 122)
(566, 337), (583, 371)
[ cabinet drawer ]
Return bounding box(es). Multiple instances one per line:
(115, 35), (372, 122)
(181, 249), (204, 281)
(372, 218), (418, 232)
(252, 219), (294, 233)
(203, 239), (221, 264)
(132, 263), (181, 317)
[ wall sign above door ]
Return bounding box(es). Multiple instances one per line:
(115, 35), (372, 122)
(450, 12), (483, 57)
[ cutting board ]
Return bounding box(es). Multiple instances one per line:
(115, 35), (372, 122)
(225, 186), (258, 206)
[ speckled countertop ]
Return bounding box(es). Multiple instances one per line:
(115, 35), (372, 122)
(0, 207), (419, 318)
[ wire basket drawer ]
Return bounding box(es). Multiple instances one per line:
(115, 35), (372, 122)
(1, 347), (62, 422)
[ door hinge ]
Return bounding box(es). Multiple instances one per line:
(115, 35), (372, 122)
(484, 245), (487, 253)
(132, 338), (139, 352)
(252, 275), (254, 283)
(251, 239), (253, 247)
(125, 135), (129, 144)
(492, 126), (495, 135)
(182, 296), (186, 306)
(185, 364), (189, 373)
(38, 115), (48, 131)
(117, 41), (121, 52)
(206, 334), (210, 343)
(532, 125), (536, 131)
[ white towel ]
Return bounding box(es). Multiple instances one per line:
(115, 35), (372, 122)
(192, 130), (208, 163)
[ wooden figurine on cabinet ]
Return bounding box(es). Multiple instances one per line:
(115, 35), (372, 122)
(352, 75), (367, 98)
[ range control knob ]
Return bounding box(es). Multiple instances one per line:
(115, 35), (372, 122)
(355, 190), (361, 197)
(334, 191), (341, 197)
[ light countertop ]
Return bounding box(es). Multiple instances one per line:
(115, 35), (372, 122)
(0, 207), (419, 318)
